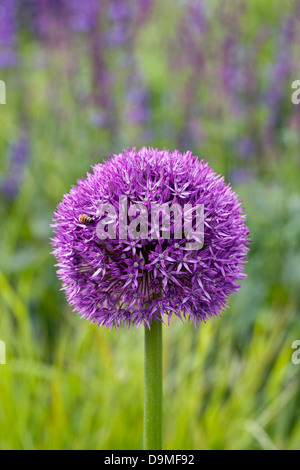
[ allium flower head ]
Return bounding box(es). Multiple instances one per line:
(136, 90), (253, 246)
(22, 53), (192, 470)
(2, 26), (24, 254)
(51, 147), (250, 329)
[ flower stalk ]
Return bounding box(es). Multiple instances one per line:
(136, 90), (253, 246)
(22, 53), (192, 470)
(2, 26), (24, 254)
(144, 320), (163, 450)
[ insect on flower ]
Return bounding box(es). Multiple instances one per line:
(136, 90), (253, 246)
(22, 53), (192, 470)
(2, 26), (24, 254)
(79, 214), (94, 225)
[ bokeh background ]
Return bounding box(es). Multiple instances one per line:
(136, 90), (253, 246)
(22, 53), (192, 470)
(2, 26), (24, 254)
(0, 0), (300, 450)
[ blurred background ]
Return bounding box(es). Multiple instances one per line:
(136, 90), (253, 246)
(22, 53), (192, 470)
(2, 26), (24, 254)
(0, 0), (300, 450)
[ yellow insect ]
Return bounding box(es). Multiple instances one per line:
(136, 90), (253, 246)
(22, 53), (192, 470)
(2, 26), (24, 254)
(79, 214), (94, 225)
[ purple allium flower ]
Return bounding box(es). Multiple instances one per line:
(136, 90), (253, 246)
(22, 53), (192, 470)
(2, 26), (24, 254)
(0, 135), (31, 200)
(125, 88), (151, 124)
(107, 23), (130, 47)
(108, 1), (130, 22)
(265, 16), (295, 109)
(106, 0), (137, 48)
(68, 0), (98, 32)
(0, 0), (17, 46)
(0, 49), (17, 68)
(188, 0), (207, 34)
(89, 110), (107, 128)
(51, 147), (250, 329)
(222, 36), (246, 98)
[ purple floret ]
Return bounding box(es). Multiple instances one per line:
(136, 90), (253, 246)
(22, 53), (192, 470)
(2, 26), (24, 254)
(51, 147), (250, 329)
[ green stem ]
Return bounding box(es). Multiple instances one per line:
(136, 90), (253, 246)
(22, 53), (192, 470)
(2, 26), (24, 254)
(144, 320), (163, 450)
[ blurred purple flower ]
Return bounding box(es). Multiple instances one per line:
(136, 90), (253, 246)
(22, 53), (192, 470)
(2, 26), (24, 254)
(1, 175), (20, 200)
(263, 15), (295, 142)
(137, 0), (154, 24)
(12, 136), (31, 166)
(279, 15), (296, 43)
(34, 0), (67, 40)
(229, 167), (254, 184)
(265, 52), (293, 108)
(0, 135), (31, 200)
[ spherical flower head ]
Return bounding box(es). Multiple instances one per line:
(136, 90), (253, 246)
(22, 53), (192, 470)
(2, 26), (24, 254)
(51, 147), (250, 329)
